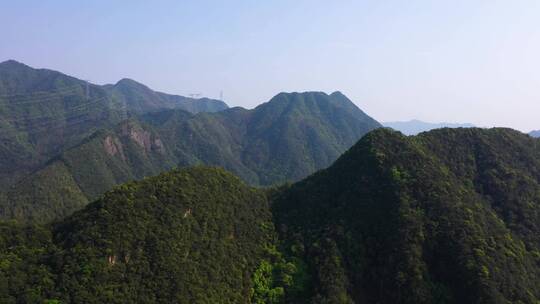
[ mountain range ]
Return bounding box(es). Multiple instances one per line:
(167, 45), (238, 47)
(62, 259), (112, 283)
(0, 60), (227, 190)
(2, 128), (540, 303)
(2, 60), (540, 304)
(0, 61), (381, 223)
(383, 119), (475, 135)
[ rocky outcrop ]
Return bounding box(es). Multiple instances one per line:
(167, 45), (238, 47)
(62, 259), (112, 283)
(120, 122), (165, 154)
(103, 135), (125, 160)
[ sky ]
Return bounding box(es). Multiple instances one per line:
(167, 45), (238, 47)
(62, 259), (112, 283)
(1, 0), (540, 131)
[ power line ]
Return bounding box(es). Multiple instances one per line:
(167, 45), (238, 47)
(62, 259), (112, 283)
(0, 85), (82, 99)
(0, 95), (130, 131)
(0, 92), (132, 135)
(3, 96), (109, 124)
(0, 87), (83, 105)
(23, 115), (109, 134)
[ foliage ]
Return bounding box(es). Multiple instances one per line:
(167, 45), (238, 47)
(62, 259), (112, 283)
(272, 127), (540, 303)
(3, 128), (540, 303)
(1, 167), (276, 303)
(250, 243), (310, 304)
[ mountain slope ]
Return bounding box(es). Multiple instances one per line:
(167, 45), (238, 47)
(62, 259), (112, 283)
(0, 60), (124, 188)
(272, 128), (540, 303)
(0, 167), (280, 303)
(1, 91), (381, 223)
(240, 91), (380, 184)
(383, 119), (475, 135)
(0, 60), (226, 190)
(0, 119), (176, 222)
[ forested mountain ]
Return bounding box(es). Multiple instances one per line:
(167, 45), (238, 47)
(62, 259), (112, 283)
(383, 119), (475, 135)
(0, 167), (282, 303)
(0, 60), (124, 188)
(529, 130), (540, 137)
(1, 91), (381, 223)
(2, 128), (540, 303)
(0, 60), (227, 190)
(273, 127), (540, 303)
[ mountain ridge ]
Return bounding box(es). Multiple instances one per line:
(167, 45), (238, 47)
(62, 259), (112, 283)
(273, 127), (540, 303)
(0, 59), (228, 190)
(1, 90), (382, 223)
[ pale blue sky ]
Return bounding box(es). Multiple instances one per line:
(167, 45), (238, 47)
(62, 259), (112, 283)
(1, 0), (540, 131)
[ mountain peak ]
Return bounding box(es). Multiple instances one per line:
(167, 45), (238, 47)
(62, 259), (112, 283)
(257, 91), (380, 128)
(264, 91), (314, 102)
(267, 91), (346, 104)
(0, 59), (32, 70)
(330, 90), (346, 97)
(115, 78), (150, 89)
(260, 91), (335, 110)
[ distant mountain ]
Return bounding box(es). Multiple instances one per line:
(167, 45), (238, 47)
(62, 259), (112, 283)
(529, 130), (540, 137)
(0, 60), (227, 189)
(0, 60), (124, 188)
(104, 78), (227, 115)
(3, 128), (540, 303)
(383, 119), (474, 135)
(1, 91), (381, 222)
(273, 127), (540, 303)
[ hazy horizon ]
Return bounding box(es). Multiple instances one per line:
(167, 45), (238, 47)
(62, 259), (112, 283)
(2, 1), (540, 131)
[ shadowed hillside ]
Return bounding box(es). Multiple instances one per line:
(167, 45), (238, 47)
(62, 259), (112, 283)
(273, 128), (540, 303)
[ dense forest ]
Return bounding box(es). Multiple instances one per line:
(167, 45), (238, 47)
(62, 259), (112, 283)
(1, 167), (287, 303)
(273, 127), (540, 303)
(2, 128), (540, 303)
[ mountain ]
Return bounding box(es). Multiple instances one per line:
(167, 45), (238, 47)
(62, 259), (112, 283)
(1, 91), (381, 223)
(0, 60), (124, 188)
(383, 119), (475, 135)
(0, 60), (227, 190)
(529, 130), (540, 137)
(0, 167), (281, 303)
(2, 128), (540, 303)
(104, 78), (227, 115)
(272, 127), (540, 303)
